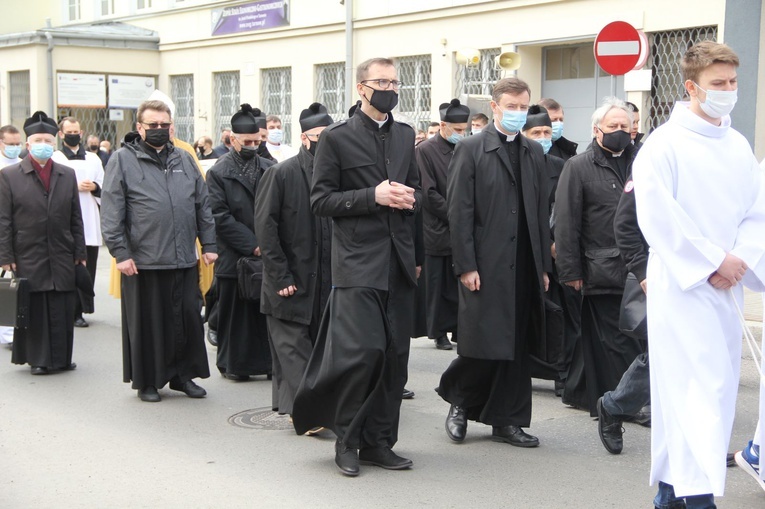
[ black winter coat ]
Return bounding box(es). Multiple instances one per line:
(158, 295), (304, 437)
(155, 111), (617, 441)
(448, 124), (552, 360)
(255, 147), (327, 325)
(416, 133), (455, 256)
(207, 151), (274, 279)
(614, 178), (649, 282)
(0, 157), (86, 292)
(311, 109), (421, 290)
(549, 136), (578, 161)
(554, 140), (636, 295)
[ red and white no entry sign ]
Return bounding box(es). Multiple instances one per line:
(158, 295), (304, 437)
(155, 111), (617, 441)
(594, 21), (643, 76)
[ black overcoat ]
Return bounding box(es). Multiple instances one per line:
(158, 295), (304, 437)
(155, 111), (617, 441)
(255, 147), (326, 325)
(311, 110), (421, 290)
(206, 152), (273, 279)
(447, 124), (552, 360)
(416, 133), (454, 255)
(0, 157), (86, 292)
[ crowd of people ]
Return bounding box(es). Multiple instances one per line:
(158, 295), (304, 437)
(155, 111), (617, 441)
(0, 40), (763, 507)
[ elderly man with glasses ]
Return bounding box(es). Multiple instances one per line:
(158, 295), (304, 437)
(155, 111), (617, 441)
(101, 99), (218, 403)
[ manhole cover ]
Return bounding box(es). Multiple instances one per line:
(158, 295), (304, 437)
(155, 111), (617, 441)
(229, 407), (294, 430)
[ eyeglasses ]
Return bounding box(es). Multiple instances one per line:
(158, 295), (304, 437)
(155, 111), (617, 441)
(141, 122), (172, 129)
(304, 133), (321, 141)
(236, 138), (260, 146)
(361, 79), (403, 90)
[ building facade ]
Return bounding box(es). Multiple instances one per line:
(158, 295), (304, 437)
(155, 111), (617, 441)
(0, 0), (762, 157)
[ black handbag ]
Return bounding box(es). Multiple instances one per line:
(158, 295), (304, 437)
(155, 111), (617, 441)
(0, 270), (30, 329)
(236, 256), (263, 301)
(619, 272), (647, 340)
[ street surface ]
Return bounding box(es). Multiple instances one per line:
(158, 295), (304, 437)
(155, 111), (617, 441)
(1, 248), (763, 508)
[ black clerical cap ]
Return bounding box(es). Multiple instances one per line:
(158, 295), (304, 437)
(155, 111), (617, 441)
(438, 99), (470, 123)
(23, 111), (58, 136)
(231, 104), (264, 134)
(348, 100), (362, 118)
(299, 103), (334, 132)
(522, 105), (552, 131)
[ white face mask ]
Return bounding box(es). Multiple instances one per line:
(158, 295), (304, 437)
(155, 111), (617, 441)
(267, 128), (283, 144)
(694, 82), (737, 118)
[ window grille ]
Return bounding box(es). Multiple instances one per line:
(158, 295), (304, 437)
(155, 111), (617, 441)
(315, 62), (345, 122)
(9, 71), (30, 131)
(170, 74), (194, 144)
(213, 71), (240, 139)
(646, 26), (718, 132)
(396, 55), (432, 131)
(55, 106), (135, 153)
(262, 67), (293, 145)
(455, 48), (501, 97)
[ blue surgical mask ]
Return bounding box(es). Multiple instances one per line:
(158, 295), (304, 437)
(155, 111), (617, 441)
(500, 110), (527, 134)
(472, 128), (482, 135)
(267, 129), (283, 144)
(551, 121), (564, 141)
(30, 142), (54, 160)
(3, 145), (21, 159)
(534, 137), (552, 154)
(447, 131), (464, 144)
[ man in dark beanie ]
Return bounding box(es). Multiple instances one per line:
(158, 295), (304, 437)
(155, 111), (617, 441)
(255, 102), (334, 421)
(416, 98), (469, 351)
(0, 111), (86, 374)
(206, 104), (274, 382)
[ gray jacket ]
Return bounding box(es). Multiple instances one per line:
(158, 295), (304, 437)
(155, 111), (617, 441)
(101, 140), (216, 270)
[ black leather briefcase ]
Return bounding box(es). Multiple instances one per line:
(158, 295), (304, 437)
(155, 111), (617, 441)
(0, 270), (29, 329)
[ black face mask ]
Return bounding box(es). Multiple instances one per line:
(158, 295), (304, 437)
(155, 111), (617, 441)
(144, 128), (170, 148)
(239, 146), (257, 160)
(88, 144), (99, 152)
(367, 89), (399, 114)
(307, 140), (318, 156)
(224, 136), (231, 145)
(64, 133), (81, 147)
(599, 128), (631, 153)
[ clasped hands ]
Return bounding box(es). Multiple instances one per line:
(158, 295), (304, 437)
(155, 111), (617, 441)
(375, 180), (415, 210)
(709, 253), (747, 290)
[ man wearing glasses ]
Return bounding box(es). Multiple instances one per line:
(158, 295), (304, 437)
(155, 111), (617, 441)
(101, 99), (217, 403)
(293, 58), (420, 477)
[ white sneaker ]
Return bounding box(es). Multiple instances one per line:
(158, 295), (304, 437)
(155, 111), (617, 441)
(735, 440), (765, 493)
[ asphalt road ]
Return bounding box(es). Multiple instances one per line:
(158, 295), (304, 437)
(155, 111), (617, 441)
(1, 250), (763, 508)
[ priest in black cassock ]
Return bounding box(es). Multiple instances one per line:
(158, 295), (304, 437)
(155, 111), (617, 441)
(255, 102), (334, 417)
(101, 99), (217, 403)
(207, 104), (273, 381)
(438, 78), (552, 447)
(0, 111), (86, 375)
(415, 98), (470, 351)
(292, 57), (421, 477)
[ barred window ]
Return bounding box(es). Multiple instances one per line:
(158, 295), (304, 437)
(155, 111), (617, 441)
(456, 48), (502, 97)
(213, 71), (240, 140)
(9, 71), (30, 131)
(315, 63), (345, 122)
(262, 67), (293, 145)
(646, 26), (718, 132)
(170, 74), (194, 145)
(396, 55), (432, 131)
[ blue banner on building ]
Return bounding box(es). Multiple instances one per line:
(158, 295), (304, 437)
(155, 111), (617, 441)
(212, 0), (289, 36)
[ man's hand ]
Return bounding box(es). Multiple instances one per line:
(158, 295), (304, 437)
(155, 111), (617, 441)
(375, 180), (415, 210)
(542, 272), (550, 292)
(75, 259), (86, 266)
(416, 265), (422, 279)
(1, 263), (16, 272)
(460, 271), (480, 292)
(550, 242), (557, 260)
(253, 247), (261, 256)
(640, 279), (647, 294)
(565, 279), (583, 291)
(202, 253), (218, 266)
(708, 273), (733, 290)
(116, 259), (138, 276)
(78, 180), (97, 192)
(278, 285), (297, 297)
(715, 253), (747, 286)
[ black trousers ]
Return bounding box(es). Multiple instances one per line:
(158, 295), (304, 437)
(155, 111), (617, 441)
(267, 315), (317, 415)
(424, 254), (458, 339)
(75, 245), (99, 317)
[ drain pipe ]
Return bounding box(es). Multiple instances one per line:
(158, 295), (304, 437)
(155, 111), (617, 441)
(44, 18), (55, 115)
(344, 0), (353, 111)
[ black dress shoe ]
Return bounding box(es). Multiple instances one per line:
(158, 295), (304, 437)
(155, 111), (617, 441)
(74, 317), (89, 328)
(491, 425), (539, 447)
(60, 362), (77, 371)
(169, 379), (207, 398)
(206, 328), (218, 347)
(445, 404), (467, 442)
(359, 446), (413, 470)
(435, 335), (453, 350)
(726, 452), (736, 467)
(224, 373), (250, 381)
(402, 388), (415, 399)
(30, 366), (49, 375)
(554, 379), (565, 397)
(597, 397), (623, 454)
(334, 439), (360, 477)
(138, 386), (161, 402)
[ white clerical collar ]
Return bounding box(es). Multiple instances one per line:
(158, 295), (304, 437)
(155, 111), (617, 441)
(374, 115), (388, 128)
(494, 121), (517, 141)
